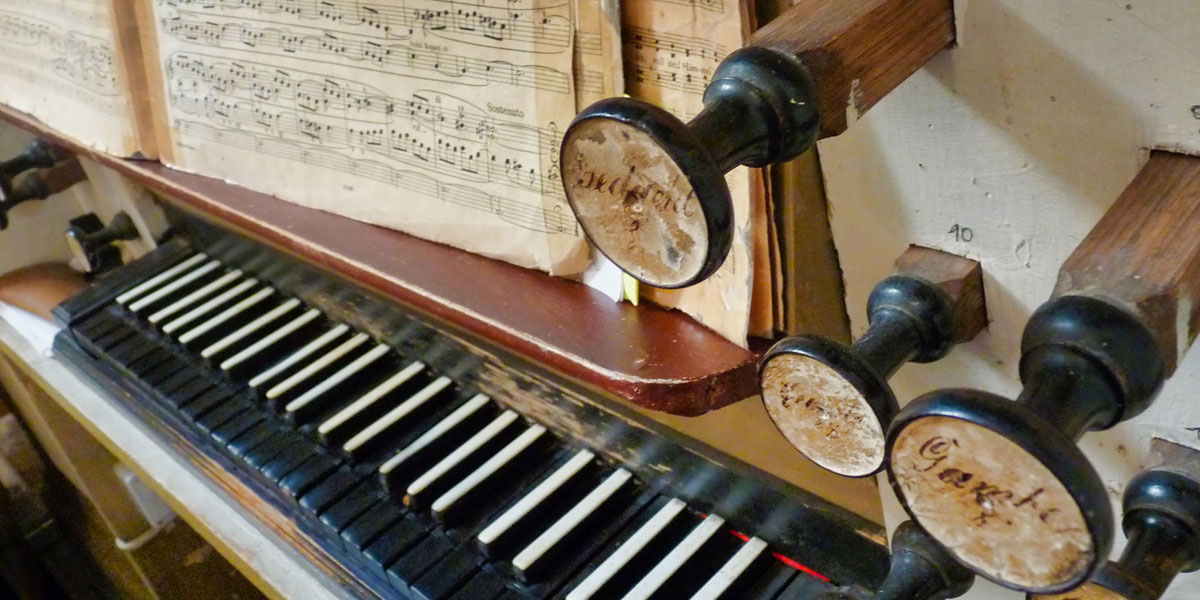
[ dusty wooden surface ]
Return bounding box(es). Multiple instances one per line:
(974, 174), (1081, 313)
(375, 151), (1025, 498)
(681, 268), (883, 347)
(1053, 151), (1200, 375)
(752, 0), (955, 137)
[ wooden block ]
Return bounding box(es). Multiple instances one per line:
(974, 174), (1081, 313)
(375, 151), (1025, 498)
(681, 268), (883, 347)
(893, 245), (986, 344)
(752, 0), (955, 137)
(1054, 151), (1200, 375)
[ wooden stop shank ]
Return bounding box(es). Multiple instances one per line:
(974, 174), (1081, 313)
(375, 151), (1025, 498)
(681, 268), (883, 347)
(751, 0), (955, 137)
(1054, 151), (1200, 376)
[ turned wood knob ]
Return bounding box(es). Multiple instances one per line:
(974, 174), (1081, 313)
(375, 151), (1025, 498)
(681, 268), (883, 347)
(561, 47), (819, 287)
(817, 522), (975, 600)
(760, 247), (984, 476)
(886, 152), (1200, 594)
(0, 139), (65, 199)
(1029, 467), (1200, 600)
(886, 295), (1164, 593)
(66, 212), (139, 274)
(0, 158), (86, 230)
(560, 0), (954, 286)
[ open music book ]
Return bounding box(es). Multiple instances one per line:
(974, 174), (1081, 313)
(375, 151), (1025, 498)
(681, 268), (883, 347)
(0, 0), (780, 347)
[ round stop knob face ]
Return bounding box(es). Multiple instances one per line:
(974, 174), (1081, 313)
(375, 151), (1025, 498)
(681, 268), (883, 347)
(561, 117), (711, 288)
(1028, 583), (1126, 600)
(890, 416), (1094, 591)
(760, 353), (885, 477)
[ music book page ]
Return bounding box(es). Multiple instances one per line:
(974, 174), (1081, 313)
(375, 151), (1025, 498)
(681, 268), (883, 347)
(621, 0), (757, 345)
(146, 0), (608, 274)
(0, 0), (152, 156)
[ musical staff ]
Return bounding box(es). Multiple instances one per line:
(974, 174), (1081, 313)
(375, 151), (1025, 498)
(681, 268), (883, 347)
(175, 119), (577, 235)
(653, 0), (724, 13)
(161, 12), (572, 94)
(168, 52), (563, 193)
(160, 0), (574, 51)
(0, 12), (120, 96)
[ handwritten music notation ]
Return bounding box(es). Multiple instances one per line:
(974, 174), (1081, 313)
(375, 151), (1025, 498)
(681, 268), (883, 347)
(0, 12), (120, 96)
(652, 0), (724, 14)
(176, 119), (577, 235)
(161, 12), (571, 94)
(161, 0), (574, 52)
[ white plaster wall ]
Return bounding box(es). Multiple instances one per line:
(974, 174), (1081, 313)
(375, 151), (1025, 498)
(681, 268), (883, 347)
(815, 1), (1200, 598)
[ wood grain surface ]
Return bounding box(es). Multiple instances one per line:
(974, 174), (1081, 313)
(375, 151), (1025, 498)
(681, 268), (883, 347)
(0, 104), (758, 415)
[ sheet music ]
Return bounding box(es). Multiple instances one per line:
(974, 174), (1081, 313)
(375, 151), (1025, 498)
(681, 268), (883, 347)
(0, 0), (139, 155)
(621, 0), (755, 345)
(149, 0), (602, 274)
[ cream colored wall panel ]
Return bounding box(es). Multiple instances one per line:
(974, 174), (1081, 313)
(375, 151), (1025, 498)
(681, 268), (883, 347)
(816, 1), (1200, 598)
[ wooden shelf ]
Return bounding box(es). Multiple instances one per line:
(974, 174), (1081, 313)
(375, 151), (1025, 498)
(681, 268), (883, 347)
(0, 105), (759, 415)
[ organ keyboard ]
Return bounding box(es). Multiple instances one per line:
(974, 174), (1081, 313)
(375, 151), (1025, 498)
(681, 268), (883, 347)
(51, 207), (888, 600)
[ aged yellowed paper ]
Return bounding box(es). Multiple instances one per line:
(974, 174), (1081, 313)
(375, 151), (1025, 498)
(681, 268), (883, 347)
(0, 0), (143, 155)
(621, 0), (756, 345)
(146, 0), (603, 274)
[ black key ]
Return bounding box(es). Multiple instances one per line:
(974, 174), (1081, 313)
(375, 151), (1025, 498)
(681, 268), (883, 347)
(211, 412), (266, 448)
(432, 433), (559, 531)
(387, 533), (453, 594)
(260, 447), (314, 483)
(141, 357), (187, 387)
(340, 500), (404, 552)
(447, 570), (508, 600)
(156, 367), (209, 398)
(75, 311), (124, 340)
(516, 483), (657, 599)
(558, 495), (691, 599)
(226, 422), (282, 458)
(242, 432), (297, 470)
(278, 455), (339, 499)
(91, 324), (137, 352)
(163, 377), (215, 410)
(298, 467), (363, 514)
(179, 388), (236, 421)
(360, 514), (430, 581)
(108, 337), (160, 366)
(649, 519), (743, 599)
(320, 481), (385, 532)
(409, 546), (480, 600)
(127, 350), (175, 378)
(195, 399), (253, 434)
(745, 561), (804, 599)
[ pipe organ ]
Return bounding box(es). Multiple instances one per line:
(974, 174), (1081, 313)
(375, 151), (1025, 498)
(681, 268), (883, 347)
(0, 1), (1197, 600)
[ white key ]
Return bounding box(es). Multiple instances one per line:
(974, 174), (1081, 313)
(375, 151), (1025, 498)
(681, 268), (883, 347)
(317, 362), (426, 435)
(284, 343), (390, 413)
(163, 278), (257, 334)
(620, 514), (728, 600)
(478, 449), (595, 547)
(433, 425), (547, 515)
(128, 260), (221, 312)
(177, 287), (274, 344)
(201, 298), (301, 359)
(567, 499), (688, 600)
(512, 469), (633, 573)
(264, 332), (369, 400)
(376, 391), (484, 470)
(688, 537), (768, 600)
(248, 324), (348, 389)
(405, 410), (519, 497)
(116, 253), (207, 305)
(149, 270), (243, 324)
(221, 308), (321, 371)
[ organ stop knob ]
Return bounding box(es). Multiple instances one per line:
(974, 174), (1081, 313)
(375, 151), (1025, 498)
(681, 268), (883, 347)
(819, 521), (974, 600)
(560, 0), (954, 287)
(759, 247), (985, 477)
(66, 211), (140, 275)
(1031, 450), (1200, 600)
(886, 152), (1200, 594)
